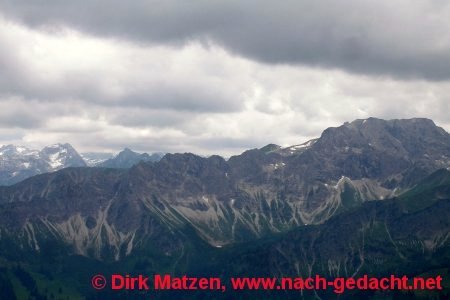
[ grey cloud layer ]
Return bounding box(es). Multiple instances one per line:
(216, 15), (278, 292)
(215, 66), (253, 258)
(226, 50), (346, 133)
(1, 0), (450, 79)
(0, 23), (244, 114)
(0, 2), (450, 156)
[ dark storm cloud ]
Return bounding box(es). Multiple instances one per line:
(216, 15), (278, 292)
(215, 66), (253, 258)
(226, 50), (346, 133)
(1, 0), (450, 79)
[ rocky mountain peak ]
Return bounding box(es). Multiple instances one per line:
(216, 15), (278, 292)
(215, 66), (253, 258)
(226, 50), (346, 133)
(316, 117), (449, 155)
(259, 144), (281, 153)
(40, 143), (86, 169)
(0, 143), (86, 186)
(98, 148), (162, 169)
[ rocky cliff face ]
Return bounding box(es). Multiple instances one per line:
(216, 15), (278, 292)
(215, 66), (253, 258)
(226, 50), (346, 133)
(207, 169), (450, 294)
(0, 118), (449, 261)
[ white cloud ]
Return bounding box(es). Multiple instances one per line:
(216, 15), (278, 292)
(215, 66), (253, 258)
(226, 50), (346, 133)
(0, 16), (449, 157)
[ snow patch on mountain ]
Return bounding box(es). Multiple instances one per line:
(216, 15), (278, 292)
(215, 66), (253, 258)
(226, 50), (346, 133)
(277, 138), (318, 156)
(47, 152), (64, 168)
(290, 139), (317, 151)
(81, 152), (114, 166)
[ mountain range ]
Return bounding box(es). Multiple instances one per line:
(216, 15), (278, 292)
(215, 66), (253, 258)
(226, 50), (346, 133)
(0, 143), (86, 186)
(0, 145), (163, 186)
(97, 148), (163, 169)
(0, 117), (449, 299)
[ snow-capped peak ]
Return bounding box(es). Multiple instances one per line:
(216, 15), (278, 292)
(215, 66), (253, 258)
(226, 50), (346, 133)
(40, 143), (85, 170)
(0, 143), (84, 185)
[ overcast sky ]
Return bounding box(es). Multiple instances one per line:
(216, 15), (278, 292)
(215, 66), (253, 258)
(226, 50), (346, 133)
(0, 1), (449, 156)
